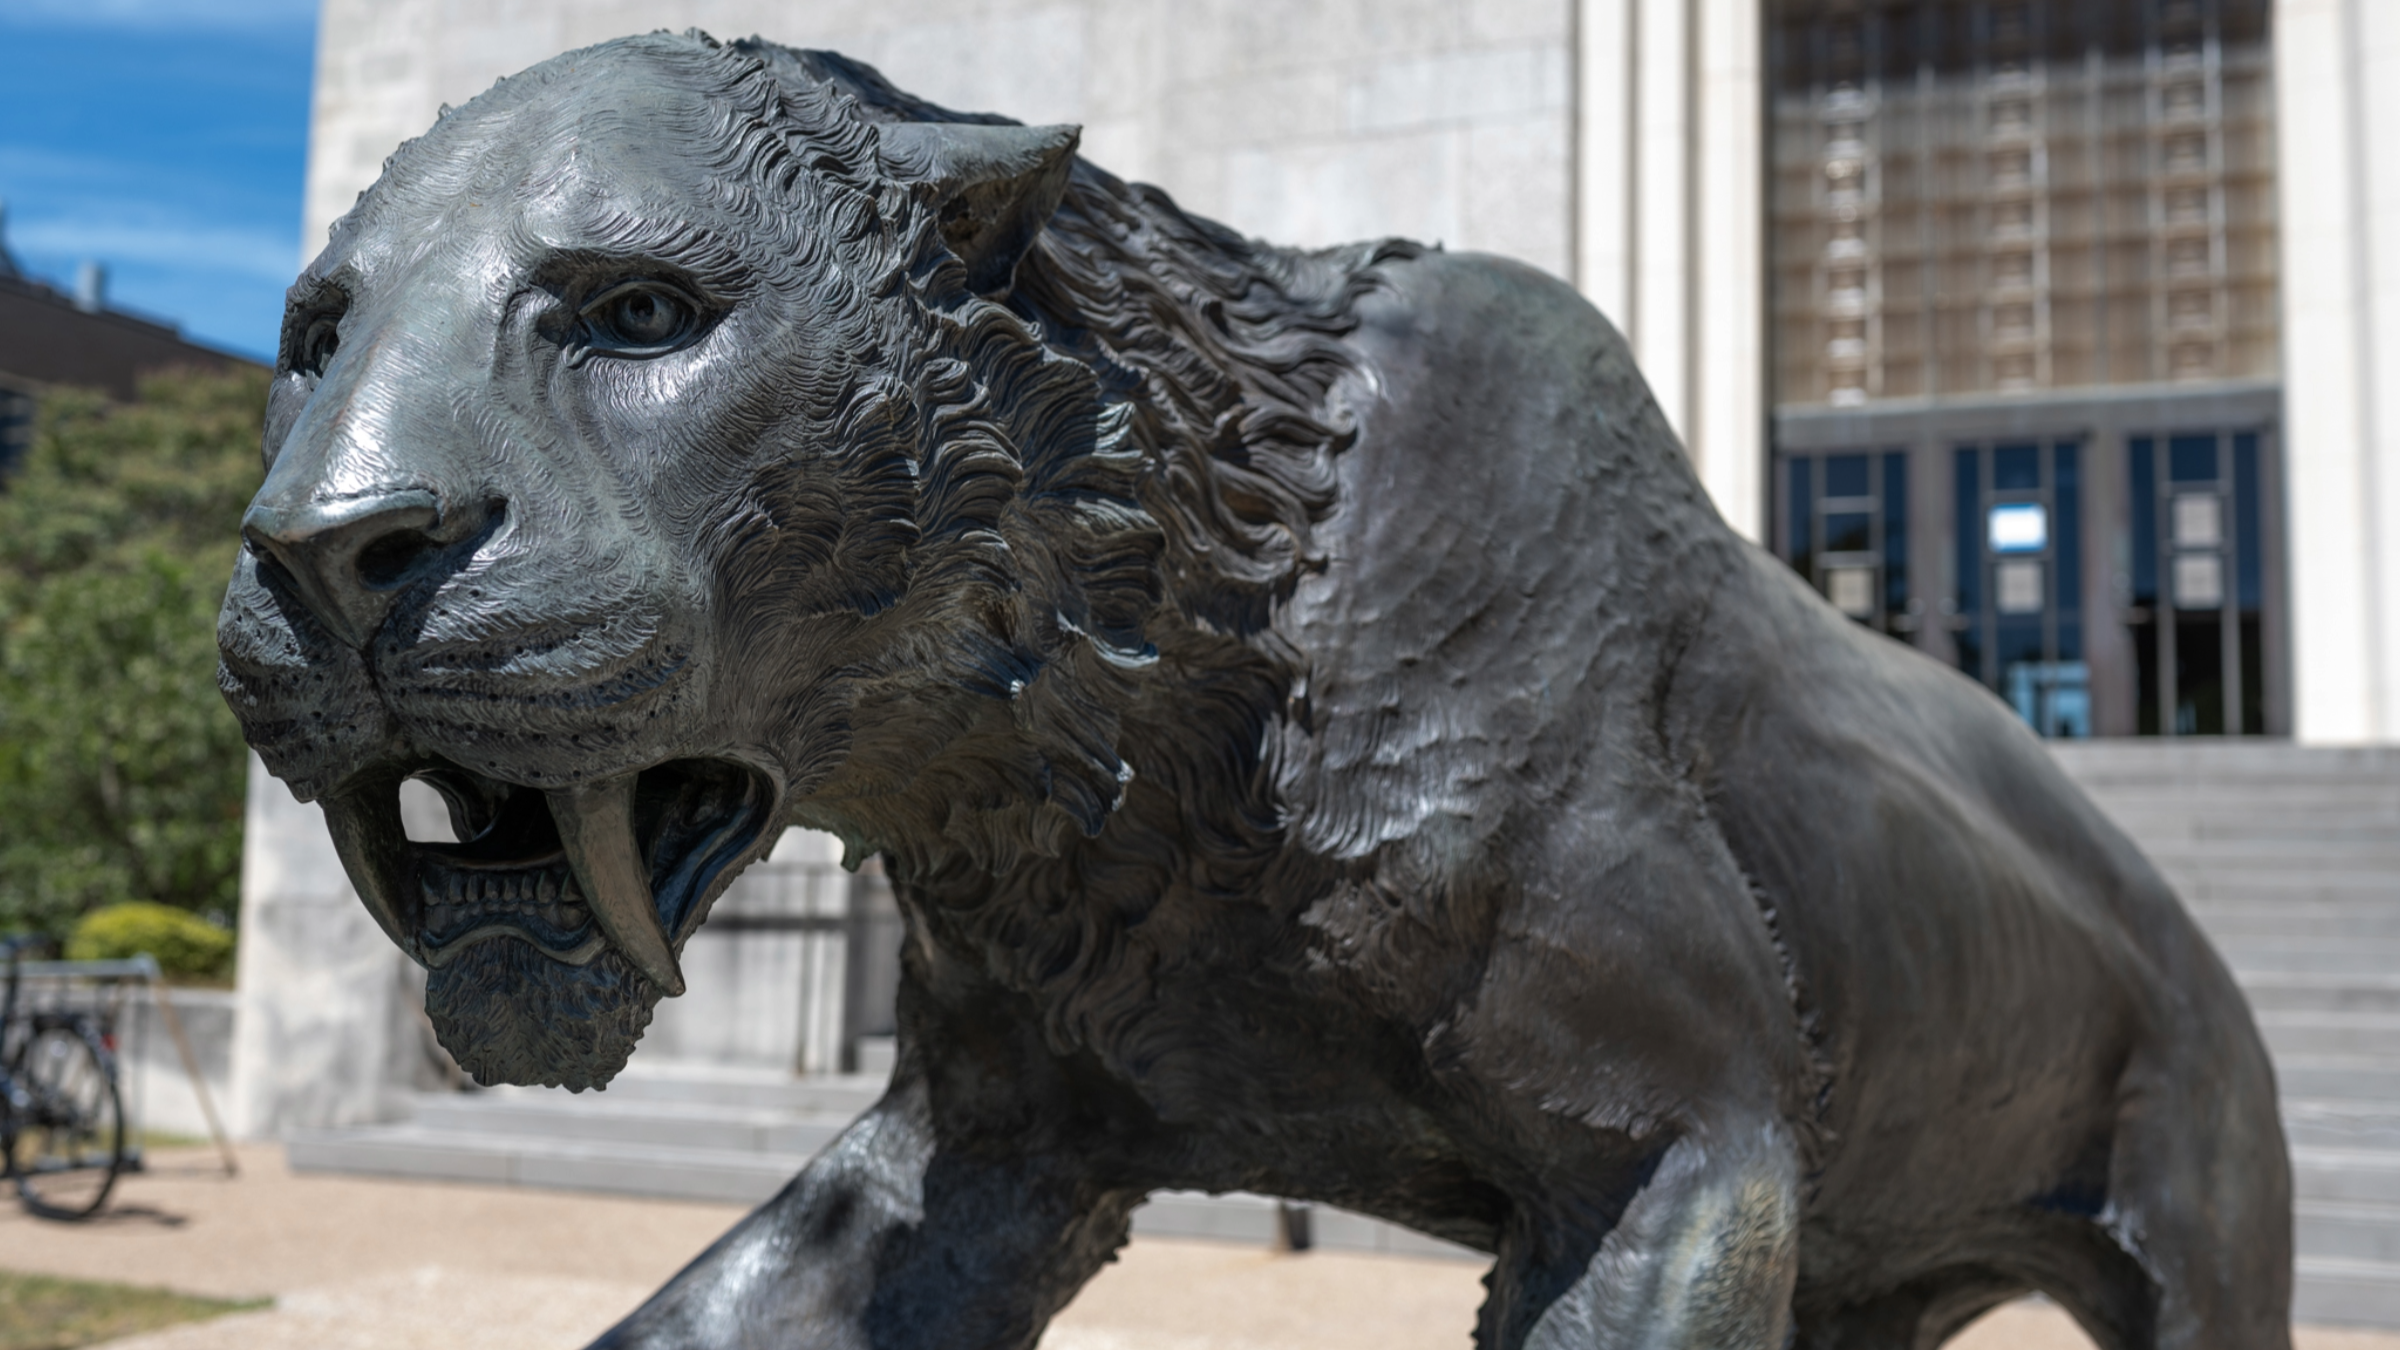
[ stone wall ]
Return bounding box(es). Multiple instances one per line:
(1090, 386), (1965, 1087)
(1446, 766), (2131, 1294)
(302, 0), (1577, 284)
(117, 988), (237, 1143)
(230, 755), (438, 1136)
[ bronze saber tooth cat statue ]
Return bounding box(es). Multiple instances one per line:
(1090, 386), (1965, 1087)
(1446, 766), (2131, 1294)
(217, 30), (2291, 1350)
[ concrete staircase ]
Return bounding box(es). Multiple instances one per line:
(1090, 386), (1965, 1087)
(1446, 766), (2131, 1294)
(285, 1055), (1469, 1261)
(286, 1065), (872, 1207)
(2054, 741), (2400, 1329)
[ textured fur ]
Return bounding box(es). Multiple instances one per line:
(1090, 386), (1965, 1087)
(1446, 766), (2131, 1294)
(426, 943), (657, 1091)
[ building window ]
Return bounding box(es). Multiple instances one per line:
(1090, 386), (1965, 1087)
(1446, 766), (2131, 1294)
(1767, 0), (2282, 739)
(1767, 0), (2278, 408)
(1777, 449), (1912, 634)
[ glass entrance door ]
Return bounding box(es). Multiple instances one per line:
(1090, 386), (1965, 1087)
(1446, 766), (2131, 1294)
(1953, 439), (2089, 737)
(1783, 449), (1911, 634)
(2129, 430), (2269, 734)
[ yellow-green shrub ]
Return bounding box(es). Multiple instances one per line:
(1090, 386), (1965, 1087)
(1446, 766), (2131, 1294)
(65, 902), (233, 979)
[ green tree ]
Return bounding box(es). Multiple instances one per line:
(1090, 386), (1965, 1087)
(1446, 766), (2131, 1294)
(0, 368), (266, 936)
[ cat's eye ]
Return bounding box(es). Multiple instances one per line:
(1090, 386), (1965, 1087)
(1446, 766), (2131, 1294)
(575, 280), (708, 359)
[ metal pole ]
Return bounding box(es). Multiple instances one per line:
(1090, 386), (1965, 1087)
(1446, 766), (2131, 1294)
(138, 957), (238, 1177)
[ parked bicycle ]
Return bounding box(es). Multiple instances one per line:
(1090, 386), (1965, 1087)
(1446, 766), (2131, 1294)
(0, 936), (126, 1219)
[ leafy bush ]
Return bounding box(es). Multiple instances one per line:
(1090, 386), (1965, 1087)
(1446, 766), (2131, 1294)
(0, 368), (264, 937)
(66, 901), (235, 979)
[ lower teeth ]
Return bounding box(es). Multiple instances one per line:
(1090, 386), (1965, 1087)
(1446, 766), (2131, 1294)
(419, 869), (589, 940)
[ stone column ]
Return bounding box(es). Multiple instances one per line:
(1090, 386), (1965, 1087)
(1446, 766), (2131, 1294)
(2278, 0), (2400, 744)
(1574, 0), (1764, 542)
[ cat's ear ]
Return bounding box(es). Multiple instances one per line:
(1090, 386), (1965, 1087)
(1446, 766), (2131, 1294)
(880, 122), (1080, 295)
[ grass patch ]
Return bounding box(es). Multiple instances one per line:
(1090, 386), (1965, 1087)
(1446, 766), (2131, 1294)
(0, 1269), (265, 1349)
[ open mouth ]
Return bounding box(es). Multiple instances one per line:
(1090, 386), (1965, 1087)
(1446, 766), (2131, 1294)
(318, 757), (776, 996)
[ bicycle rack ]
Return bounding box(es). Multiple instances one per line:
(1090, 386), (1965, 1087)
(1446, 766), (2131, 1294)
(10, 954), (239, 1178)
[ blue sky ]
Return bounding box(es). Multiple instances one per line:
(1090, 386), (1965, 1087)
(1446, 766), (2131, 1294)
(0, 0), (318, 362)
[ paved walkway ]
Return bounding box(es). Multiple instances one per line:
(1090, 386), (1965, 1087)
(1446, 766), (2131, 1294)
(0, 1146), (2385, 1349)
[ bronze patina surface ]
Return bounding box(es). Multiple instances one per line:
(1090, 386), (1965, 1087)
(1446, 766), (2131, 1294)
(218, 32), (2291, 1350)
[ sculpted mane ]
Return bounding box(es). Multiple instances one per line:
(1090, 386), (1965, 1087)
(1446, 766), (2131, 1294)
(691, 39), (1426, 873)
(715, 42), (1434, 1085)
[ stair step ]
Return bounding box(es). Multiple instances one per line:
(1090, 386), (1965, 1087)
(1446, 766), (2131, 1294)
(2294, 1148), (2400, 1205)
(2257, 1012), (2400, 1059)
(2098, 804), (2400, 827)
(2145, 841), (2400, 867)
(1130, 1192), (1477, 1260)
(2278, 1060), (2400, 1103)
(2052, 739), (2400, 772)
(286, 1124), (1479, 1261)
(544, 1066), (887, 1115)
(286, 1125), (821, 1205)
(2286, 1101), (2400, 1151)
(2226, 943), (2400, 978)
(2297, 1200), (2400, 1264)
(2194, 907), (2400, 940)
(411, 1094), (857, 1155)
(2237, 975), (2400, 1015)
(2156, 861), (2400, 885)
(2296, 1257), (2400, 1328)
(2185, 878), (2400, 905)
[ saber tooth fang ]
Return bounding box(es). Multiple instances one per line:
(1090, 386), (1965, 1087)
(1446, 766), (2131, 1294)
(547, 775), (686, 997)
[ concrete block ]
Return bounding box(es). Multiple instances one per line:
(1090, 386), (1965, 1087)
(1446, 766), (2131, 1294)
(2243, 976), (2400, 1015)
(2293, 1149), (2400, 1205)
(854, 1036), (898, 1081)
(1344, 43), (1569, 135)
(841, 9), (1091, 127)
(513, 1148), (793, 1205)
(2286, 1101), (2400, 1151)
(2297, 1201), (2400, 1263)
(1131, 1191), (1280, 1244)
(1467, 0), (1571, 46)
(233, 758), (439, 1138)
(2296, 1258), (2400, 1329)
(2259, 1012), (2400, 1059)
(1351, 0), (1468, 57)
(116, 989), (235, 1143)
(1220, 130), (1462, 254)
(1083, 2), (1162, 127)
(2280, 1061), (2400, 1101)
(1370, 1222), (1482, 1261)
(1165, 70), (1346, 151)
(1162, 0), (1366, 84)
(286, 1127), (518, 1185)
(761, 1120), (850, 1157)
(580, 1068), (885, 1114)
(1308, 1206), (1482, 1260)
(1462, 111), (1571, 278)
(2228, 941), (2400, 977)
(412, 1097), (775, 1152)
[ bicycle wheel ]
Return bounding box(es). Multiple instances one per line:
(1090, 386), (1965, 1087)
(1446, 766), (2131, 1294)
(8, 1020), (125, 1220)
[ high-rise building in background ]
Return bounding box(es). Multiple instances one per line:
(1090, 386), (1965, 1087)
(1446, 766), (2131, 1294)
(298, 0), (2400, 748)
(1767, 0), (2284, 738)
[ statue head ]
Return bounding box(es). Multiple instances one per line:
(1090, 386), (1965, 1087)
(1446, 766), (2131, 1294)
(217, 32), (1158, 1087)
